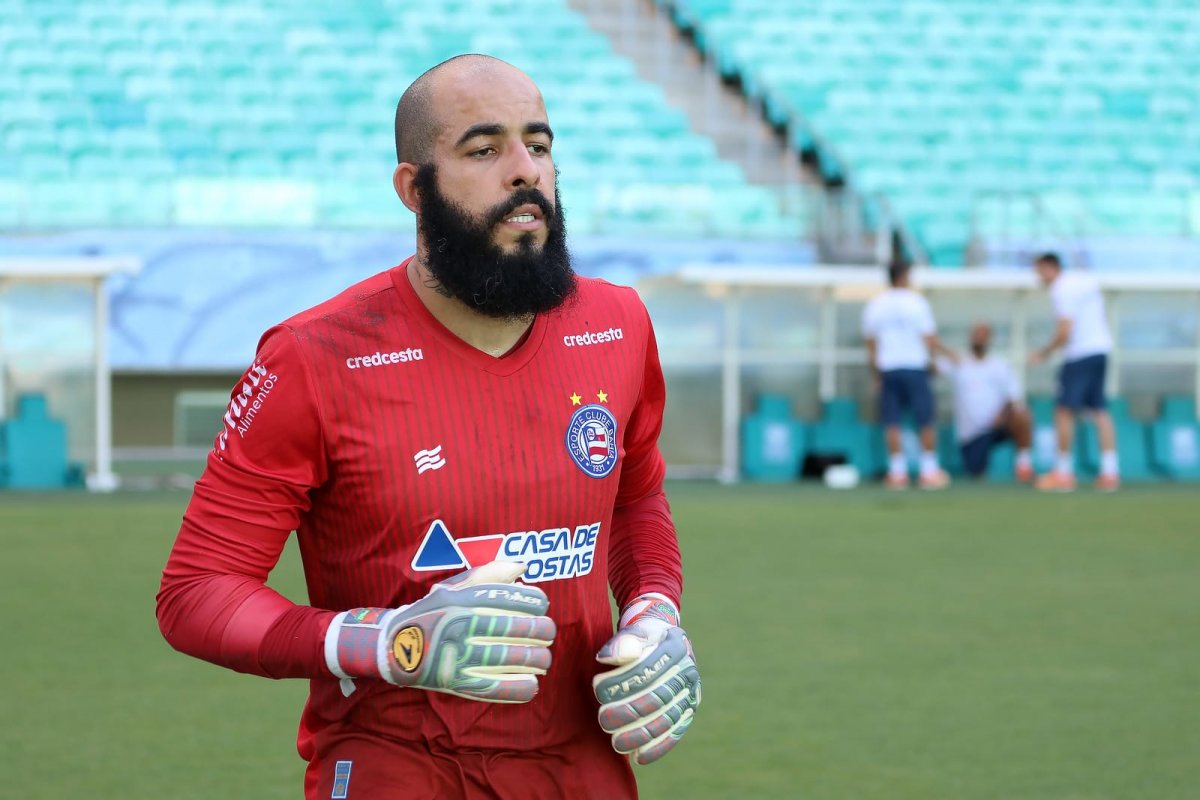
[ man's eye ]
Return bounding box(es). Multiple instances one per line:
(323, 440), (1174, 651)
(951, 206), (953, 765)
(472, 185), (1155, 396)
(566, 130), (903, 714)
(471, 147), (496, 157)
(528, 143), (549, 154)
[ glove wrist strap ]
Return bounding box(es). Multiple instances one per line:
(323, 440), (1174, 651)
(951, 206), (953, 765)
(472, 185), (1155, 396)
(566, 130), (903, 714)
(620, 593), (680, 628)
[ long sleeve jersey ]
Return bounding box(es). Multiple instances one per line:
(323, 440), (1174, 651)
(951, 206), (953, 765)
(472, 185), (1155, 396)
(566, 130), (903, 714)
(157, 261), (683, 758)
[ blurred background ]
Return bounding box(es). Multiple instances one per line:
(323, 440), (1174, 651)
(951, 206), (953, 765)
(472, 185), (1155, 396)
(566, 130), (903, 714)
(1, 0), (1198, 488)
(2, 2), (1199, 798)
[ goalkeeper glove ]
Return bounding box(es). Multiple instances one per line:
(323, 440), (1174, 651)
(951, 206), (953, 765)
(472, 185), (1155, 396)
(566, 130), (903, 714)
(593, 594), (701, 765)
(324, 561), (556, 702)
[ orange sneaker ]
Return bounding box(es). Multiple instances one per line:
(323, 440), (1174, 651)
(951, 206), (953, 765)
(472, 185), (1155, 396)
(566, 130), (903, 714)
(884, 473), (910, 490)
(1094, 474), (1120, 492)
(1015, 463), (1035, 483)
(919, 469), (951, 490)
(1034, 471), (1077, 492)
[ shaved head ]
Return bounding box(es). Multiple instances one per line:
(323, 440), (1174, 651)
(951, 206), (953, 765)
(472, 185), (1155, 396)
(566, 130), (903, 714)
(394, 54), (538, 164)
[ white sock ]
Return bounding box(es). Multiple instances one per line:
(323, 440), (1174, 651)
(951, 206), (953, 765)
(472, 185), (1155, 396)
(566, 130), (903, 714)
(1056, 452), (1075, 476)
(1016, 449), (1032, 469)
(1100, 450), (1119, 477)
(888, 453), (907, 477)
(919, 450), (940, 476)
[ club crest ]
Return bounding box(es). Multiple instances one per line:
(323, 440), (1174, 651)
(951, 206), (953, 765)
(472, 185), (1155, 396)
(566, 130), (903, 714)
(566, 403), (618, 478)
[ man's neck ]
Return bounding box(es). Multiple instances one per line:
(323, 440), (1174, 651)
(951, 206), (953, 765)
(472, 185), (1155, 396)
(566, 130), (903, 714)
(406, 257), (534, 357)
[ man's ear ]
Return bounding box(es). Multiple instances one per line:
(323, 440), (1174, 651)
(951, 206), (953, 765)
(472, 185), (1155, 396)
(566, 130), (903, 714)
(394, 163), (420, 213)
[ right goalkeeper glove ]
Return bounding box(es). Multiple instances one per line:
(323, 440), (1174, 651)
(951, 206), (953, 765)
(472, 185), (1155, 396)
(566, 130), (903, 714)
(324, 561), (556, 702)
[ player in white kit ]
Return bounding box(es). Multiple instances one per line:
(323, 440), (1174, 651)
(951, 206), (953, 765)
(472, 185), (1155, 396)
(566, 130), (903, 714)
(1029, 253), (1119, 492)
(940, 324), (1034, 481)
(862, 262), (955, 489)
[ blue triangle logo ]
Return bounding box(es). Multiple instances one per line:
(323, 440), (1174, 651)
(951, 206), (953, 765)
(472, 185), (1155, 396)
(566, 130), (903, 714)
(411, 519), (467, 571)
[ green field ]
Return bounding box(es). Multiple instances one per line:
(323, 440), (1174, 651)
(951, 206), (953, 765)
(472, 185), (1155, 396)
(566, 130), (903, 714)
(2, 483), (1198, 799)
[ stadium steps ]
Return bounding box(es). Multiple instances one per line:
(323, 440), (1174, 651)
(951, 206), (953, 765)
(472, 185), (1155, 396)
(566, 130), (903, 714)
(656, 0), (1200, 265)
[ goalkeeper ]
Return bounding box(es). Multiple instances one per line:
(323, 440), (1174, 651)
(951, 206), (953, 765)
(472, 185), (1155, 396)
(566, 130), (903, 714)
(157, 54), (698, 799)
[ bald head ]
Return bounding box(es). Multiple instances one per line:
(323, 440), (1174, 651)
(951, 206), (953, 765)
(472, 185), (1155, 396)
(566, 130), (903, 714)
(394, 54), (541, 165)
(970, 322), (992, 355)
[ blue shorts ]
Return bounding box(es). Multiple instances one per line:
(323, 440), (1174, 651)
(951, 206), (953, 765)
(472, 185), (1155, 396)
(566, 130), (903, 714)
(1057, 354), (1108, 412)
(960, 427), (1011, 477)
(880, 369), (934, 427)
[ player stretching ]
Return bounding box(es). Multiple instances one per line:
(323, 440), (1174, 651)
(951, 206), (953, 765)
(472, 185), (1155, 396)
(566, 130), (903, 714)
(863, 260), (955, 489)
(1029, 252), (1119, 491)
(940, 323), (1034, 481)
(157, 55), (700, 799)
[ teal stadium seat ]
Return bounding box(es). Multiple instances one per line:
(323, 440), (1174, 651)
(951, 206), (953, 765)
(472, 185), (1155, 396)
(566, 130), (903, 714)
(0, 0), (803, 236)
(1076, 398), (1154, 482)
(668, 0), (1200, 262)
(0, 393), (75, 489)
(741, 394), (807, 481)
(809, 397), (881, 477)
(1149, 396), (1200, 480)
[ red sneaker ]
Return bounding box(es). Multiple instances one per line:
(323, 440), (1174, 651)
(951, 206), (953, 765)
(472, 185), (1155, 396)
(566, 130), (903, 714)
(1094, 474), (1120, 492)
(1034, 471), (1077, 492)
(1015, 462), (1035, 483)
(884, 473), (910, 490)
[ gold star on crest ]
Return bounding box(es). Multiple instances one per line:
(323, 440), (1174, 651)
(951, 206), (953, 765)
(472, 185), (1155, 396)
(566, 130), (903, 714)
(570, 392), (582, 406)
(596, 390), (609, 403)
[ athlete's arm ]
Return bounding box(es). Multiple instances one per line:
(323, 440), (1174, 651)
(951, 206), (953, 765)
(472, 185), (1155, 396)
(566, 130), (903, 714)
(608, 303), (683, 610)
(924, 333), (958, 362)
(157, 326), (336, 679)
(865, 337), (880, 383)
(1030, 318), (1072, 364)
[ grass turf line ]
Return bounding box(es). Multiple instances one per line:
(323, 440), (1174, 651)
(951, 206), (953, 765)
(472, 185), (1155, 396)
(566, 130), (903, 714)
(1, 484), (1197, 799)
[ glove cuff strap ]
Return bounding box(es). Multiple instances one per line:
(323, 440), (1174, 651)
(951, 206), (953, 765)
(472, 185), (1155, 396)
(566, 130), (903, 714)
(620, 593), (680, 628)
(325, 608), (395, 680)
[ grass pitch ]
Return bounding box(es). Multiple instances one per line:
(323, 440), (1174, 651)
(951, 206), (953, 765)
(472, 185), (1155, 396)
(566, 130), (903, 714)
(1, 482), (1197, 799)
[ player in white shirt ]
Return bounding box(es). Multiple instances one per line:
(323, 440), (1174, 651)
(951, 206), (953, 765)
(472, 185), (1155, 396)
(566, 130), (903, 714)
(862, 261), (956, 489)
(1029, 252), (1119, 492)
(940, 324), (1034, 481)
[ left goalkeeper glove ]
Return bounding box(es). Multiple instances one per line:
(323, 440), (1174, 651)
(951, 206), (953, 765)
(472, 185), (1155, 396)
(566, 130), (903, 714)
(593, 594), (701, 765)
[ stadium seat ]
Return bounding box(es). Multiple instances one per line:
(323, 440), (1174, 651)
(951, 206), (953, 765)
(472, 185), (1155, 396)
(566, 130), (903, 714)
(1076, 400), (1154, 482)
(0, 0), (803, 236)
(0, 393), (75, 489)
(673, 0), (1200, 263)
(1159, 394), (1196, 423)
(1149, 398), (1200, 480)
(741, 394), (806, 481)
(809, 397), (881, 477)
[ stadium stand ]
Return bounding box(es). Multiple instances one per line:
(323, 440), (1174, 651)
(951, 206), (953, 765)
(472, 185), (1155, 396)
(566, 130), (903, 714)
(1149, 394), (1200, 480)
(660, 0), (1200, 264)
(0, 0), (807, 239)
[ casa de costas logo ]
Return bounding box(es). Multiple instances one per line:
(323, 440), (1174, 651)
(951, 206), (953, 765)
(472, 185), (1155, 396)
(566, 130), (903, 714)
(566, 404), (618, 478)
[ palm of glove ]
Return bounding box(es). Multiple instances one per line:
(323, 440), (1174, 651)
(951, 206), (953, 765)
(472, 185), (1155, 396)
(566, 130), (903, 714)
(593, 597), (701, 765)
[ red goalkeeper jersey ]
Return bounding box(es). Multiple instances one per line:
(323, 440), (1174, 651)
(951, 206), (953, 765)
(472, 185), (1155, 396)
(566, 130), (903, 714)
(157, 260), (683, 792)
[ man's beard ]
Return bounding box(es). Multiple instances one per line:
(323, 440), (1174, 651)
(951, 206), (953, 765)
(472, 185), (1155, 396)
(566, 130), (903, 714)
(971, 344), (987, 358)
(414, 164), (575, 319)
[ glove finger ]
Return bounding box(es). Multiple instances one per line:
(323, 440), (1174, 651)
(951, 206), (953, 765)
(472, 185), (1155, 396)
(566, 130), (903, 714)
(439, 560), (527, 588)
(465, 614), (559, 652)
(593, 628), (691, 702)
(598, 658), (699, 732)
(611, 689), (695, 752)
(468, 613), (557, 646)
(467, 644), (553, 675)
(595, 629), (650, 665)
(444, 673), (541, 704)
(633, 712), (694, 765)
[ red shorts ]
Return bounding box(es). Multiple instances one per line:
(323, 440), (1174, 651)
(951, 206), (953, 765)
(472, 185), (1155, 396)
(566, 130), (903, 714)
(305, 729), (638, 800)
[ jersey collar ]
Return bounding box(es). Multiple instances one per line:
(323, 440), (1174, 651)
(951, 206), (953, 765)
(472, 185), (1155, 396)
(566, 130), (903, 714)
(390, 257), (549, 377)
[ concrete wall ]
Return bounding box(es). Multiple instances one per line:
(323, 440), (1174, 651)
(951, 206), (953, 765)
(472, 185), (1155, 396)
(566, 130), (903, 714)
(113, 372), (237, 447)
